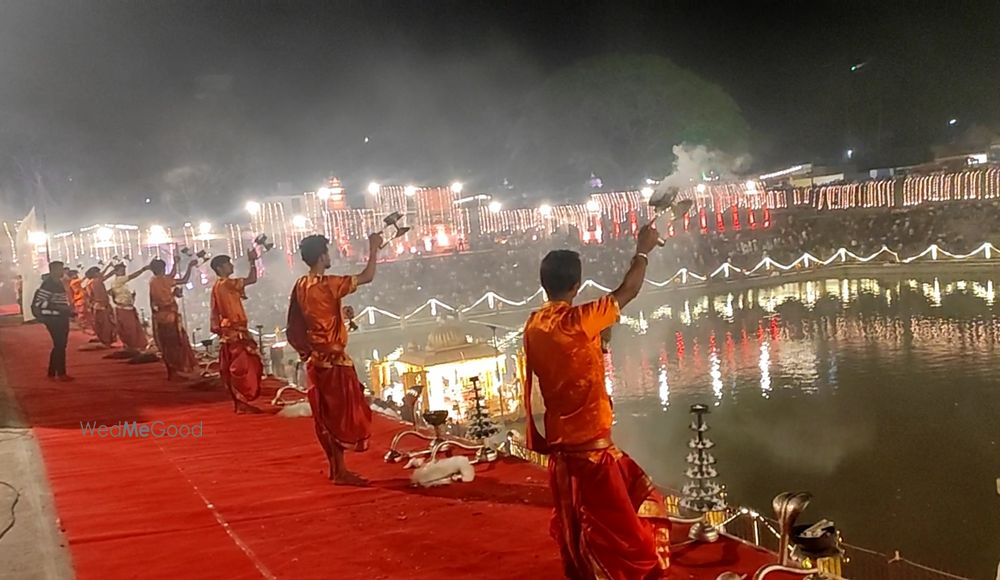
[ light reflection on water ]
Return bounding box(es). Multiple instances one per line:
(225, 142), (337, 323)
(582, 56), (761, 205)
(354, 274), (1000, 577)
(604, 275), (1000, 579)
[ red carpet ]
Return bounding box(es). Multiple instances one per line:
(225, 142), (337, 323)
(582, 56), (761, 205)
(3, 323), (782, 580)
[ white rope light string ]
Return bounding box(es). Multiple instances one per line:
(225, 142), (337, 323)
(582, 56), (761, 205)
(332, 241), (1000, 328)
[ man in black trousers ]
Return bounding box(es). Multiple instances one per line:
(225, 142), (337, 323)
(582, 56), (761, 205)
(31, 261), (75, 381)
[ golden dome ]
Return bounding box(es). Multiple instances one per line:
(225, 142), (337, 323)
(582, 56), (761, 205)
(426, 322), (469, 351)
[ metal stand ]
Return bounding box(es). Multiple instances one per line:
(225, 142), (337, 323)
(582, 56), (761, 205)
(485, 324), (507, 420)
(680, 403), (725, 542)
(255, 324), (264, 356)
(197, 335), (219, 379)
(271, 360), (308, 406)
(253, 324), (273, 378)
(467, 320), (518, 420)
(687, 521), (720, 543)
(384, 410), (497, 467)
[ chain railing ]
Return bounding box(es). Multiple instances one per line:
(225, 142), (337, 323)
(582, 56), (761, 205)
(708, 509), (972, 580)
(505, 439), (971, 580)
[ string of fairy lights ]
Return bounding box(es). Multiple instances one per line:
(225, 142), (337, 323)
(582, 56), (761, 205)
(9, 166), (1000, 266)
(343, 241), (1000, 328)
(901, 167), (1000, 205)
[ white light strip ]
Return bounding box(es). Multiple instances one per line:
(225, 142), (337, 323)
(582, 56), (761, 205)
(759, 165), (805, 180)
(246, 241), (1000, 332)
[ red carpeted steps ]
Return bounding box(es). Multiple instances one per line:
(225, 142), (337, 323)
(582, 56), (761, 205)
(2, 323), (779, 579)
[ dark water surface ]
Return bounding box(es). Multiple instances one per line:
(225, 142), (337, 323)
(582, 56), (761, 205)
(353, 274), (1000, 578)
(605, 276), (1000, 579)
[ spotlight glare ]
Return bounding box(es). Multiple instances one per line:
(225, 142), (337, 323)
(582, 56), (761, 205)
(450, 181), (464, 194)
(245, 201), (261, 215)
(147, 225), (169, 245)
(28, 231), (48, 246)
(404, 185), (418, 197)
(367, 182), (380, 195)
(488, 200), (502, 213)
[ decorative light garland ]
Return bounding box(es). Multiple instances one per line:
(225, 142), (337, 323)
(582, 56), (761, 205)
(337, 241), (1000, 328)
(29, 168), (1000, 263)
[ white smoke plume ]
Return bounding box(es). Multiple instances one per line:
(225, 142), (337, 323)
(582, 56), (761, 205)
(658, 144), (752, 191)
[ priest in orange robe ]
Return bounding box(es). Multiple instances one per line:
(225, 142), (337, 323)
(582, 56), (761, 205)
(287, 233), (381, 486)
(209, 250), (263, 413)
(84, 264), (117, 347)
(66, 270), (86, 325)
(523, 223), (671, 580)
(110, 262), (151, 351)
(149, 256), (199, 381)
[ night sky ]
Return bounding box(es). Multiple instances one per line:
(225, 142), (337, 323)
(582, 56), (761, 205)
(1, 0), (998, 226)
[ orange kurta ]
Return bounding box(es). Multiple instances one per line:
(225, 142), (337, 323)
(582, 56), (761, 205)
(524, 295), (669, 579)
(287, 274), (371, 450)
(211, 277), (261, 401)
(211, 277), (249, 338)
(79, 280), (94, 331)
(150, 275), (196, 378)
(524, 295), (619, 448)
(290, 274), (357, 368)
(68, 278), (85, 318)
(149, 275), (178, 332)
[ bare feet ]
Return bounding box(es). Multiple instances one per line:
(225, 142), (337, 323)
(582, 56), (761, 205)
(331, 470), (370, 487)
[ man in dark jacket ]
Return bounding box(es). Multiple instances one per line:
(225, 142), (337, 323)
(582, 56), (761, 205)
(31, 261), (75, 381)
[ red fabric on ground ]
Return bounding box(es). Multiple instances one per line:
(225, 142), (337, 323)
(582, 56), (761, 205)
(2, 323), (777, 580)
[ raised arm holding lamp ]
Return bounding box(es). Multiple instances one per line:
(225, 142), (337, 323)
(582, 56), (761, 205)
(522, 192), (691, 578)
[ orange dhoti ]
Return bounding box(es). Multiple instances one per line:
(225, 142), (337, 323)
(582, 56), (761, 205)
(75, 301), (88, 326)
(306, 364), (372, 451)
(152, 313), (197, 379)
(93, 306), (117, 346)
(549, 447), (670, 580)
(219, 337), (262, 402)
(115, 307), (147, 351)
